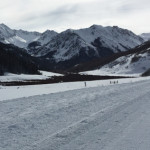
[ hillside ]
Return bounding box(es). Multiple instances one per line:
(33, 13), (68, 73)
(96, 41), (150, 75)
(0, 42), (39, 75)
(70, 41), (150, 74)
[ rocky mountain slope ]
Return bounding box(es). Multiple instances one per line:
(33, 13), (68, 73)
(34, 25), (143, 59)
(140, 33), (150, 41)
(29, 25), (144, 70)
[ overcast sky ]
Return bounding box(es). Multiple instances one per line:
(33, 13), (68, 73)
(0, 0), (150, 34)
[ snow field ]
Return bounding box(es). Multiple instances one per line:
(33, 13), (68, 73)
(0, 76), (150, 101)
(0, 79), (150, 149)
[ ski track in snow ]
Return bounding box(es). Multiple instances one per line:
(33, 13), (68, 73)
(0, 79), (150, 150)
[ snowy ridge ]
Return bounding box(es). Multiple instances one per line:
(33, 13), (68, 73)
(33, 25), (144, 63)
(75, 25), (143, 52)
(37, 30), (58, 45)
(0, 24), (57, 48)
(35, 30), (97, 61)
(0, 24), (15, 42)
(0, 24), (40, 48)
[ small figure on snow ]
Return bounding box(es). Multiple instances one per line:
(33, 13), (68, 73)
(84, 82), (87, 87)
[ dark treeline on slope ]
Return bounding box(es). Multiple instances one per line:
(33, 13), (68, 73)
(0, 42), (40, 75)
(142, 68), (150, 76)
(69, 41), (150, 73)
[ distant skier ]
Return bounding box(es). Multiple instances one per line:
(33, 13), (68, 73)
(84, 82), (86, 87)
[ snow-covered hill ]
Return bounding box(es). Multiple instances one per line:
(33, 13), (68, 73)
(0, 24), (57, 48)
(84, 41), (150, 76)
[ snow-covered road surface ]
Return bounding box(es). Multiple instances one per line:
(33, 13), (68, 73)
(0, 79), (150, 150)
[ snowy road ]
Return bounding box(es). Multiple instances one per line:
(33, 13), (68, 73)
(0, 79), (150, 150)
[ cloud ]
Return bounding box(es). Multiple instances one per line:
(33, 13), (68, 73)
(0, 0), (150, 34)
(23, 4), (78, 21)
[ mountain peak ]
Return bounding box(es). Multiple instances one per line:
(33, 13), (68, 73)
(0, 23), (7, 27)
(0, 23), (11, 30)
(64, 29), (75, 33)
(43, 29), (57, 34)
(90, 24), (103, 29)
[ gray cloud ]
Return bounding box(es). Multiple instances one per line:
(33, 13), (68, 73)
(0, 0), (150, 34)
(21, 4), (78, 22)
(49, 4), (78, 17)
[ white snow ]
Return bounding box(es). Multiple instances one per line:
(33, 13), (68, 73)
(0, 76), (150, 101)
(0, 78), (150, 150)
(0, 73), (48, 82)
(39, 70), (63, 77)
(0, 71), (63, 82)
(82, 70), (140, 77)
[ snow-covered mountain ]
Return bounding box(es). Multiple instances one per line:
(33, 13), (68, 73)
(0, 24), (40, 48)
(0, 24), (14, 40)
(0, 23), (146, 71)
(87, 41), (150, 75)
(32, 29), (98, 60)
(140, 33), (150, 41)
(33, 25), (144, 64)
(75, 25), (143, 53)
(0, 24), (57, 48)
(37, 30), (58, 45)
(27, 30), (58, 53)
